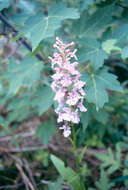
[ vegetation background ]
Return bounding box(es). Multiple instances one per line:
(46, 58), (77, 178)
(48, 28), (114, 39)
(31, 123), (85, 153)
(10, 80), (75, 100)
(0, 0), (128, 189)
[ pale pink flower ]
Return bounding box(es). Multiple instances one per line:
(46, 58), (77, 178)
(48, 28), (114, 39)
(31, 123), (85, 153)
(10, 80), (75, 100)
(54, 88), (65, 103)
(66, 92), (81, 106)
(60, 75), (72, 87)
(60, 125), (71, 137)
(78, 101), (87, 112)
(49, 37), (87, 137)
(74, 81), (85, 89)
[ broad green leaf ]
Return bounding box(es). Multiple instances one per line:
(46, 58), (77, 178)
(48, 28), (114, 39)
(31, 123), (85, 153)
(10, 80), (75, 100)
(73, 5), (114, 38)
(96, 169), (114, 190)
(21, 3), (79, 50)
(96, 144), (121, 174)
(0, 0), (12, 11)
(81, 110), (91, 131)
(83, 68), (123, 109)
(5, 56), (43, 95)
(79, 0), (94, 11)
(102, 39), (121, 54)
(51, 155), (85, 190)
(81, 103), (108, 130)
(36, 119), (56, 145)
(18, 0), (41, 15)
(49, 3), (79, 19)
(32, 86), (54, 115)
(7, 96), (31, 123)
(112, 24), (128, 47)
(48, 178), (63, 190)
(121, 46), (128, 59)
(10, 0), (42, 27)
(78, 38), (108, 70)
(91, 107), (109, 124)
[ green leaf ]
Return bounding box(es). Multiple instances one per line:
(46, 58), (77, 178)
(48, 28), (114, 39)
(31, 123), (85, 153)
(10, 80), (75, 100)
(91, 107), (109, 124)
(0, 0), (12, 11)
(10, 0), (42, 28)
(102, 39), (121, 54)
(21, 3), (79, 51)
(112, 24), (128, 47)
(96, 169), (114, 190)
(81, 110), (91, 131)
(80, 103), (108, 131)
(78, 38), (108, 70)
(78, 145), (87, 163)
(48, 178), (63, 190)
(6, 56), (43, 95)
(49, 3), (79, 19)
(96, 144), (121, 174)
(6, 96), (31, 123)
(83, 68), (123, 109)
(73, 5), (114, 38)
(36, 119), (56, 145)
(121, 46), (128, 59)
(32, 86), (54, 115)
(123, 169), (128, 187)
(80, 0), (94, 11)
(51, 155), (85, 190)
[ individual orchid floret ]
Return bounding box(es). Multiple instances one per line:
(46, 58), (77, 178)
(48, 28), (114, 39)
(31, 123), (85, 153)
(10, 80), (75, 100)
(60, 125), (71, 138)
(49, 37), (87, 138)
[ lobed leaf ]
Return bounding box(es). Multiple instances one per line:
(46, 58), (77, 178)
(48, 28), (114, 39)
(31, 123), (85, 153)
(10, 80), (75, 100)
(78, 38), (108, 70)
(83, 68), (123, 109)
(5, 56), (43, 95)
(96, 144), (121, 174)
(31, 86), (54, 116)
(20, 3), (79, 51)
(73, 5), (114, 38)
(96, 169), (114, 190)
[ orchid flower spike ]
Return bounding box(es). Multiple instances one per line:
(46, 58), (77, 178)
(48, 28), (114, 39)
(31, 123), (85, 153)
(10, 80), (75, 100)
(49, 37), (87, 137)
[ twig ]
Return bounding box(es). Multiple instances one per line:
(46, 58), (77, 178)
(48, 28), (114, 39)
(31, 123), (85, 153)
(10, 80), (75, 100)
(16, 163), (35, 190)
(0, 145), (48, 153)
(0, 130), (36, 142)
(0, 143), (59, 153)
(0, 183), (23, 189)
(16, 163), (29, 190)
(0, 12), (45, 62)
(12, 156), (35, 190)
(23, 159), (37, 189)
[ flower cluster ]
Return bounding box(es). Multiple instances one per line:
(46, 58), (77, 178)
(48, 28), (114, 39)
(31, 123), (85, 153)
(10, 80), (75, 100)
(49, 37), (87, 137)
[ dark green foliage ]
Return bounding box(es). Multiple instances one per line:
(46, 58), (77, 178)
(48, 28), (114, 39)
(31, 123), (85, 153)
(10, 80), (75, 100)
(0, 0), (128, 189)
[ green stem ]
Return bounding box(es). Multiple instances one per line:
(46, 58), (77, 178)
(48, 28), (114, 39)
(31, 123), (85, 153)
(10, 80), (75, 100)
(72, 126), (81, 173)
(69, 125), (86, 190)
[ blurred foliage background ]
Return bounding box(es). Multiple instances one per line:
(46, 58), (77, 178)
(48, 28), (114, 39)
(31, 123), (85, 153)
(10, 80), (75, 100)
(0, 0), (128, 189)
